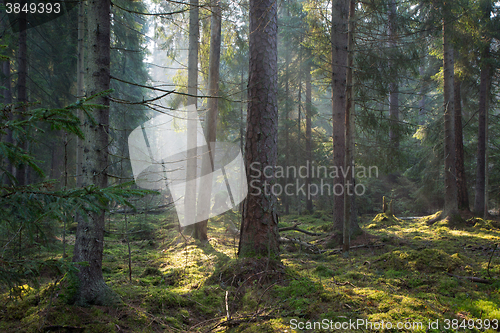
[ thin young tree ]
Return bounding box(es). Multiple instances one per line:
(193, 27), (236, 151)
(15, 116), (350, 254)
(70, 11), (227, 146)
(454, 76), (469, 211)
(75, 0), (85, 188)
(195, 0), (222, 241)
(388, 0), (399, 149)
(16, 4), (27, 186)
(1, 43), (13, 185)
(474, 47), (490, 217)
(238, 0), (280, 257)
(331, 0), (348, 238)
(442, 2), (459, 219)
(343, 0), (355, 252)
(305, 61), (313, 213)
(185, 0), (199, 231)
(474, 0), (492, 217)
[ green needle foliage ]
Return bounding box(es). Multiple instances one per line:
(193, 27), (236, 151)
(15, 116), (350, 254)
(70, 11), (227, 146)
(0, 97), (157, 293)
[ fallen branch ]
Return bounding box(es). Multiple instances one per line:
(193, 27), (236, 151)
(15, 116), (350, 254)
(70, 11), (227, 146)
(225, 290), (230, 321)
(279, 223), (323, 236)
(42, 326), (84, 332)
(279, 237), (321, 253)
(326, 243), (384, 255)
(446, 273), (492, 284)
(335, 281), (356, 288)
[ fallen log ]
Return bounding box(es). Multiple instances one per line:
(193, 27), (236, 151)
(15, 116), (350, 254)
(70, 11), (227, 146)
(446, 273), (492, 284)
(325, 243), (385, 255)
(279, 237), (321, 253)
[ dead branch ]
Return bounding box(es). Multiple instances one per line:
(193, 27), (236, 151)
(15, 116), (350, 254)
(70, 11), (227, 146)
(446, 273), (493, 284)
(334, 281), (356, 288)
(326, 243), (384, 255)
(225, 290), (230, 321)
(279, 223), (323, 236)
(279, 237), (321, 253)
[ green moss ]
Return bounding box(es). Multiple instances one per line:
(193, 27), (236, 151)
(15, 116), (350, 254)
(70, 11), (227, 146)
(371, 212), (401, 228)
(143, 289), (191, 312)
(141, 267), (162, 277)
(374, 248), (463, 273)
(315, 264), (334, 277)
(4, 207), (500, 332)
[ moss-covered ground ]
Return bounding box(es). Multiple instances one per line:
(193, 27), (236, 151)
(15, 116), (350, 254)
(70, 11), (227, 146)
(1, 209), (500, 332)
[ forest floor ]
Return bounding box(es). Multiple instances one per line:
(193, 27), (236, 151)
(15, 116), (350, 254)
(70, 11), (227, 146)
(1, 208), (500, 332)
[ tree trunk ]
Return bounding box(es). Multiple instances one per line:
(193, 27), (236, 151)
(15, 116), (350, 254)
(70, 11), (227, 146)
(484, 86), (489, 218)
(72, 0), (114, 306)
(239, 69), (245, 214)
(185, 0), (200, 228)
(2, 56), (13, 185)
(305, 63), (313, 213)
(474, 50), (490, 216)
(194, 0), (221, 242)
(442, 12), (458, 218)
(343, 0), (355, 252)
(16, 7), (27, 186)
(283, 32), (290, 216)
(76, 0), (85, 188)
(331, 0), (348, 237)
(454, 77), (469, 211)
(240, 69), (245, 157)
(238, 0), (279, 258)
(50, 132), (64, 188)
(474, 1), (492, 218)
(296, 70), (302, 214)
(388, 0), (399, 148)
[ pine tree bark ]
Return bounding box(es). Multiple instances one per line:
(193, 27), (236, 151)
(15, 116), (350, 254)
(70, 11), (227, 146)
(195, 0), (221, 241)
(72, 0), (115, 306)
(442, 11), (458, 218)
(454, 77), (469, 211)
(305, 63), (313, 213)
(238, 0), (279, 258)
(331, 0), (348, 236)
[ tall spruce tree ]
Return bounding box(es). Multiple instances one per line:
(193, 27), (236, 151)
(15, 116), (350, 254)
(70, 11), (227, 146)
(72, 0), (115, 306)
(239, 0), (280, 257)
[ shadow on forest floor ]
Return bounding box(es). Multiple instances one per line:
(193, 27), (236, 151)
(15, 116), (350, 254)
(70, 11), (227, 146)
(1, 209), (500, 332)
